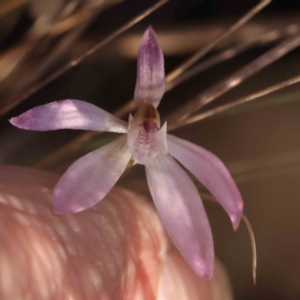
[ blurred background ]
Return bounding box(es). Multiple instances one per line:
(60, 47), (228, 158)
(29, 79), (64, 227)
(1, 0), (300, 299)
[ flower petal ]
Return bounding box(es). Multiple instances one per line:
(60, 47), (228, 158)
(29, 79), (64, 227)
(134, 26), (165, 109)
(168, 134), (243, 230)
(53, 135), (131, 214)
(9, 99), (128, 133)
(146, 154), (214, 279)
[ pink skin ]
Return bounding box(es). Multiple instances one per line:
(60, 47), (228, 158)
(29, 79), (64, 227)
(0, 165), (232, 300)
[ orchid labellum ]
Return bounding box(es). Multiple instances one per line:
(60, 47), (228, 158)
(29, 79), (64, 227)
(10, 26), (243, 279)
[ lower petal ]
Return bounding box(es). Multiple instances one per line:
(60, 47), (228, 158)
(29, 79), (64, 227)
(168, 134), (243, 230)
(145, 154), (214, 279)
(53, 135), (131, 214)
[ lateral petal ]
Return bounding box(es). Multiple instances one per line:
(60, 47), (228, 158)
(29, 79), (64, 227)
(134, 26), (165, 109)
(53, 135), (131, 214)
(168, 134), (243, 230)
(146, 154), (214, 279)
(9, 99), (128, 133)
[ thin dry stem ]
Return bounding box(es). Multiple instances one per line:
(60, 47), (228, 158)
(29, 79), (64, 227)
(172, 74), (300, 129)
(241, 214), (257, 285)
(0, 0), (168, 116)
(0, 2), (106, 111)
(167, 34), (300, 130)
(165, 0), (271, 82)
(166, 28), (292, 92)
(50, 1), (123, 36)
(0, 0), (27, 17)
(201, 193), (257, 285)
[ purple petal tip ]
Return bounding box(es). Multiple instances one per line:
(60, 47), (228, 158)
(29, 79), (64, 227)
(194, 265), (213, 280)
(9, 110), (37, 130)
(192, 258), (214, 280)
(144, 25), (155, 38)
(142, 26), (160, 53)
(53, 187), (85, 215)
(53, 196), (84, 215)
(9, 116), (24, 128)
(231, 201), (243, 230)
(134, 25), (165, 108)
(202, 270), (213, 281)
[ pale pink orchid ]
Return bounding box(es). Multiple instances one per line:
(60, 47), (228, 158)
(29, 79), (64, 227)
(9, 26), (243, 279)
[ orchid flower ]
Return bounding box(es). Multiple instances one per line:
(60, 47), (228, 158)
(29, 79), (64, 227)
(9, 26), (243, 279)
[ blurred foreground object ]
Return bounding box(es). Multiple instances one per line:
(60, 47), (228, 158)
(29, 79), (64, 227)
(0, 165), (232, 300)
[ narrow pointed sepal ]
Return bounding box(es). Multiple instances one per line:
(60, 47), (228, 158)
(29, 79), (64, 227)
(9, 99), (128, 133)
(146, 154), (214, 279)
(168, 134), (243, 230)
(134, 26), (165, 109)
(53, 135), (132, 214)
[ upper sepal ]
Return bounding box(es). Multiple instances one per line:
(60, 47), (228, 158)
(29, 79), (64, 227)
(134, 26), (165, 109)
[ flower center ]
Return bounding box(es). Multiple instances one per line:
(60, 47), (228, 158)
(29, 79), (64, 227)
(127, 104), (168, 166)
(129, 104), (160, 132)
